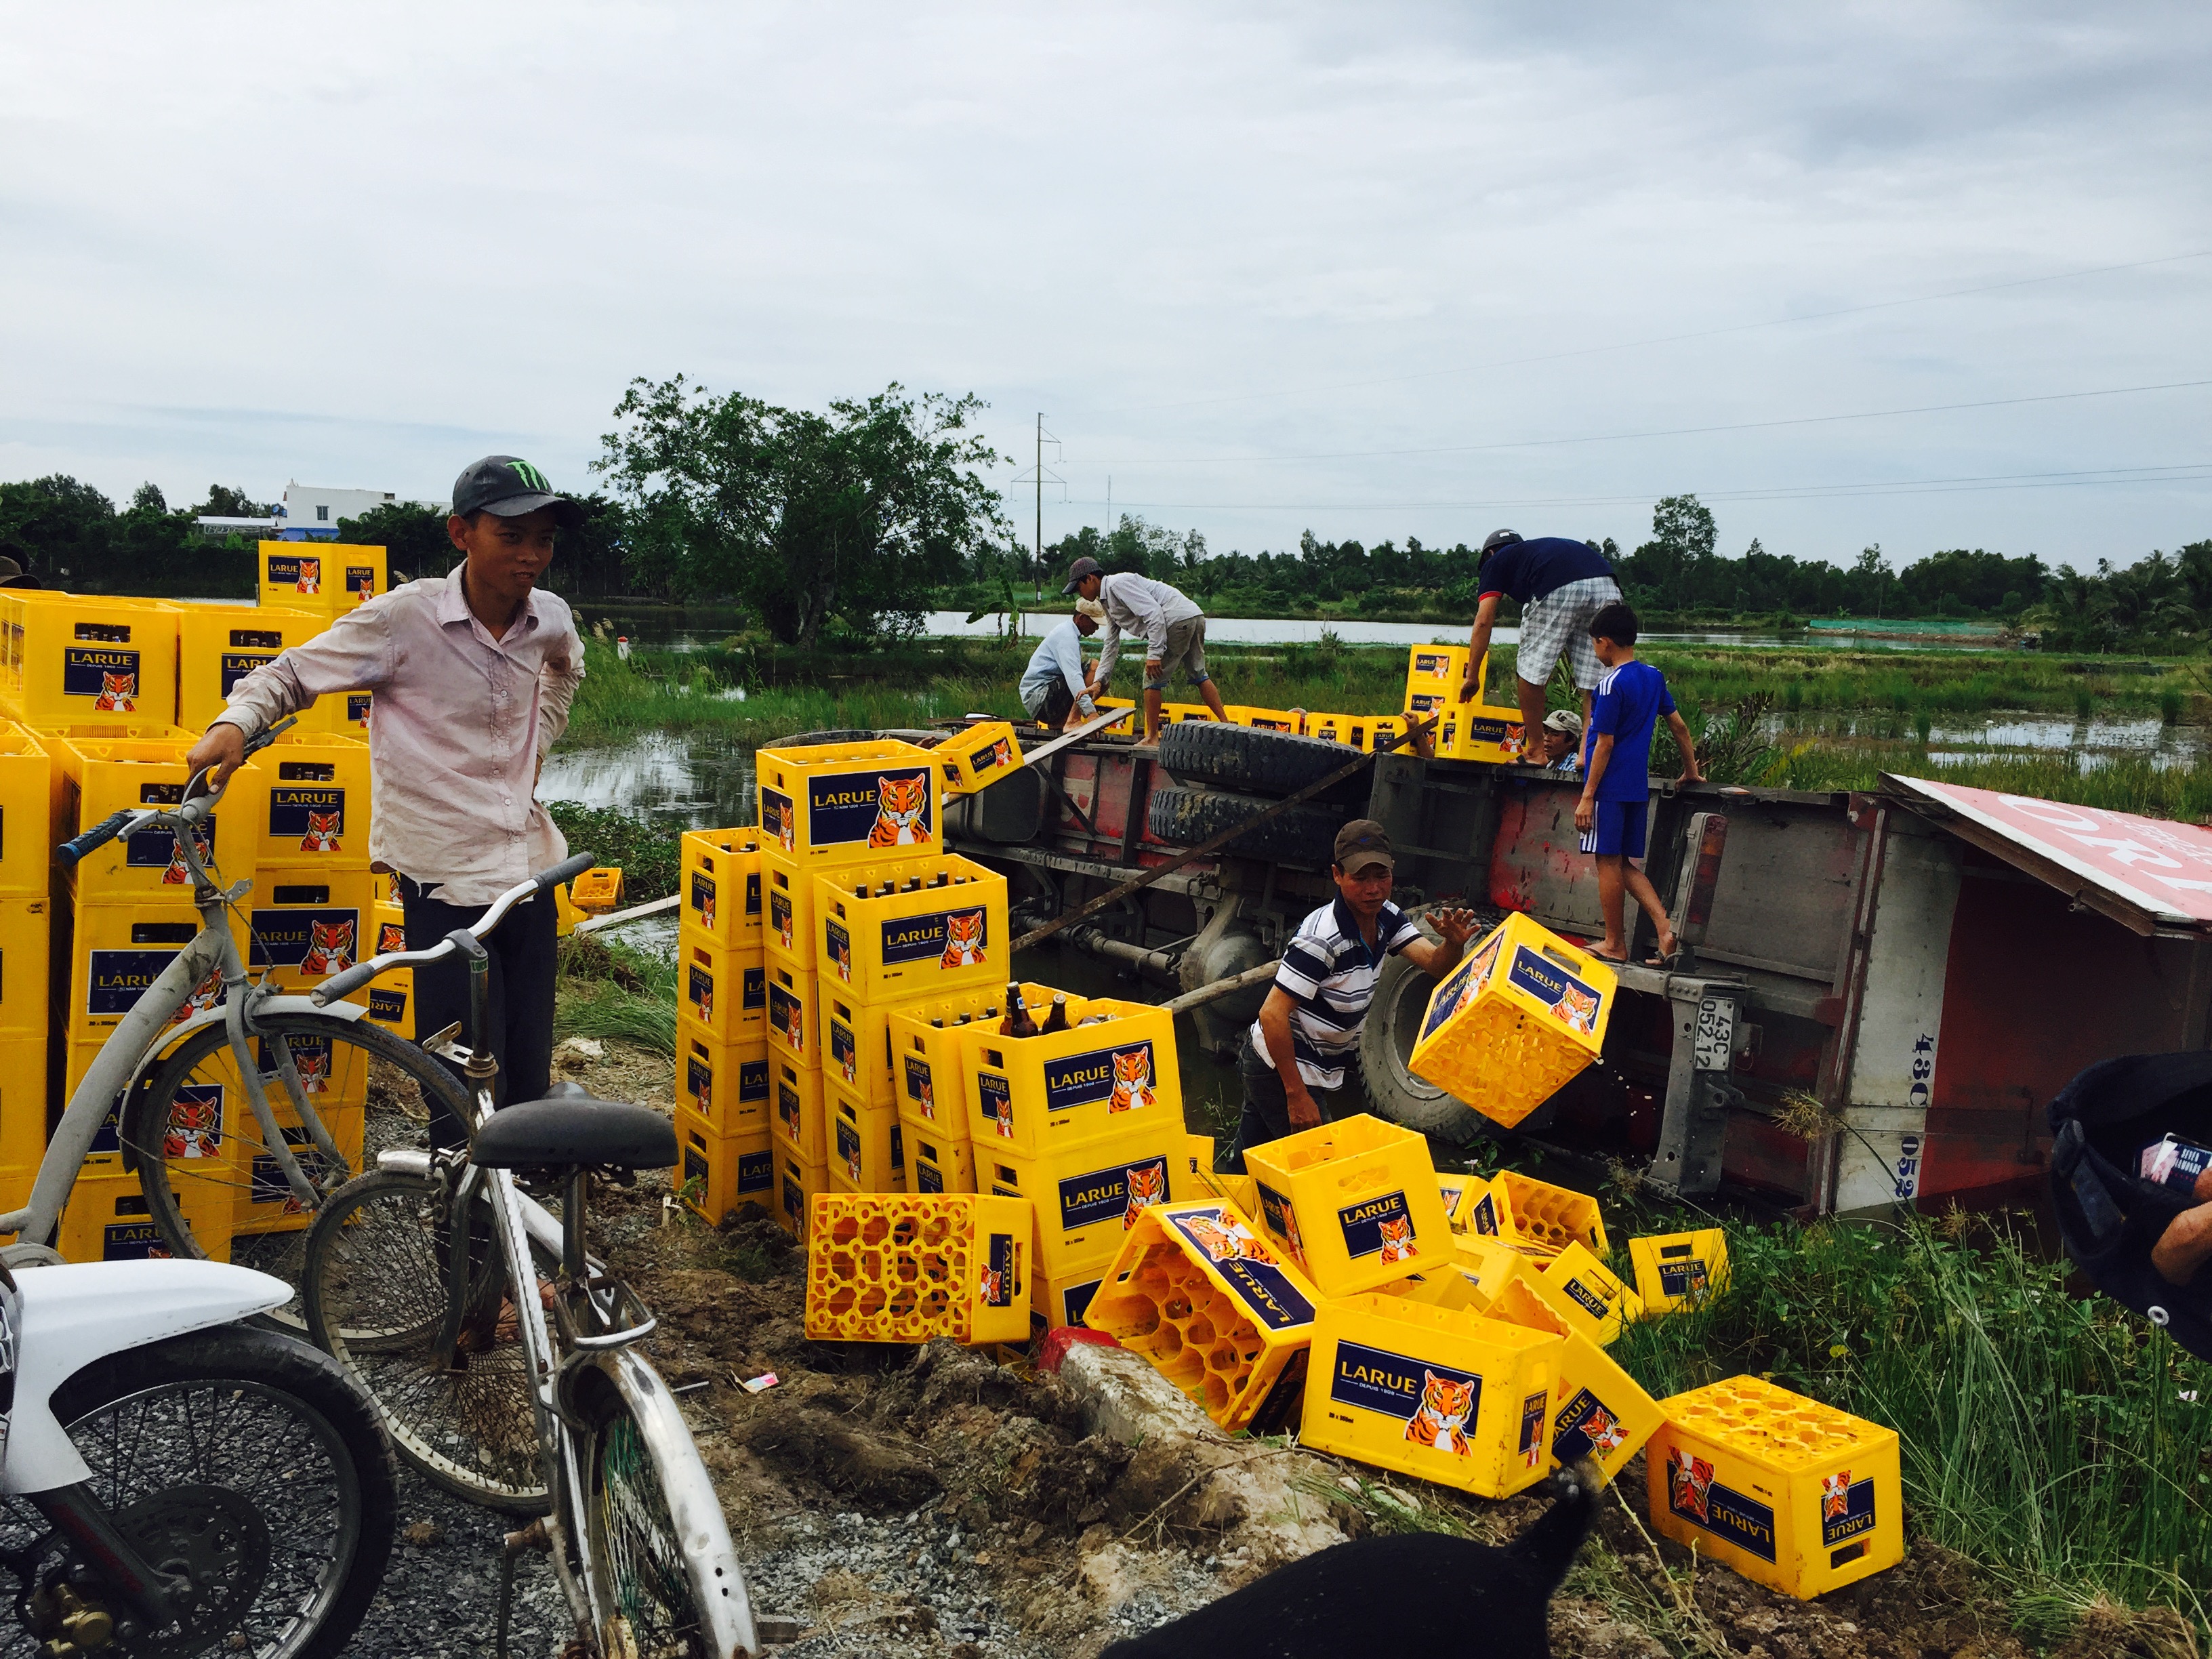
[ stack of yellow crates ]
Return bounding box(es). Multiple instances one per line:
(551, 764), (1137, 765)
(253, 541), (388, 733)
(671, 827), (772, 1224)
(0, 724), (49, 1211)
(1400, 644), (1525, 762)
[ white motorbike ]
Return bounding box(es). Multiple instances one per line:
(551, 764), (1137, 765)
(0, 1256), (396, 1658)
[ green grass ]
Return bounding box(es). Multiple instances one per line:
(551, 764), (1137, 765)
(553, 933), (677, 1054)
(544, 800), (682, 901)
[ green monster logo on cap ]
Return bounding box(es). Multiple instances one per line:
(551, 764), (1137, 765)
(509, 459), (552, 493)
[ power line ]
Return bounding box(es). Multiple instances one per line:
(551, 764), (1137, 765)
(1072, 249), (2212, 417)
(1056, 376), (2212, 466)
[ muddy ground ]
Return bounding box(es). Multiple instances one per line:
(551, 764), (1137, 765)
(554, 1041), (2197, 1659)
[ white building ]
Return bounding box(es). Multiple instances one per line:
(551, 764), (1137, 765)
(277, 481), (398, 540)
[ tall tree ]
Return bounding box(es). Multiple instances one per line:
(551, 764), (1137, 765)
(598, 377), (1005, 646)
(335, 502), (453, 584)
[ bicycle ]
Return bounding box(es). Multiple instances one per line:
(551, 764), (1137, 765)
(298, 871), (759, 1659)
(3, 718), (472, 1324)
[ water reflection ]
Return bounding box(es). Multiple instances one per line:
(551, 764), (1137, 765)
(538, 730), (758, 828)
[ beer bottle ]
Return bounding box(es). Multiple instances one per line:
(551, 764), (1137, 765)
(1039, 993), (1070, 1035)
(1003, 983), (1040, 1038)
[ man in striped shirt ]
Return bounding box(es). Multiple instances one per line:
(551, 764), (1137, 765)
(1226, 821), (1476, 1168)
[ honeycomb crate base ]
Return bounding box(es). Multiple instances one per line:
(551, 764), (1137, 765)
(1085, 1200), (1320, 1435)
(675, 1119), (776, 1225)
(1242, 1114), (1456, 1296)
(802, 1191), (1031, 1345)
(1408, 912), (1614, 1128)
(1647, 1375), (1904, 1599)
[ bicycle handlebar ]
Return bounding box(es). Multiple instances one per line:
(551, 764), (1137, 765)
(54, 716), (298, 869)
(55, 809), (136, 869)
(311, 848), (598, 1006)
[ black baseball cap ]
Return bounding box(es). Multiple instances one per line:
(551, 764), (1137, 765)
(1480, 529), (1522, 556)
(1333, 819), (1395, 876)
(1061, 555), (1103, 594)
(452, 455), (583, 529)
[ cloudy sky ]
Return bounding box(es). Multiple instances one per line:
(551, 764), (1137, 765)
(4, 2), (2208, 571)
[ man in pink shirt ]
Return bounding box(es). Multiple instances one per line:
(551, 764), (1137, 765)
(186, 455), (587, 1142)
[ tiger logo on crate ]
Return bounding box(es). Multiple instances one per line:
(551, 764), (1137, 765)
(1404, 1371), (1475, 1457)
(1184, 1211), (1271, 1264)
(1377, 1214), (1417, 1265)
(1822, 1471), (1851, 1522)
(1578, 1404), (1627, 1456)
(295, 559), (321, 595)
(1122, 1162), (1166, 1227)
(161, 825), (213, 885)
(914, 1073), (937, 1120)
(1552, 981), (1599, 1036)
(94, 671), (137, 712)
(163, 1094), (221, 1162)
(299, 811), (343, 854)
(782, 998), (806, 1051)
(295, 1050), (329, 1095)
(1108, 1048), (1155, 1114)
(1667, 1447), (1715, 1523)
(830, 934), (853, 983)
(938, 910), (986, 968)
(165, 969), (224, 1028)
(866, 775), (930, 848)
(378, 922), (406, 954)
(977, 1263), (1004, 1305)
(299, 918), (355, 975)
(697, 887), (716, 932)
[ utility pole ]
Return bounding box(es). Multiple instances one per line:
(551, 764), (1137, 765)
(1012, 414), (1063, 600)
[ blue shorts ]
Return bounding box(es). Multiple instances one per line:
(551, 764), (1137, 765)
(1579, 799), (1647, 859)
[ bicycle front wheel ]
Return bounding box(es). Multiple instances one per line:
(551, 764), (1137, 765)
(581, 1351), (758, 1659)
(120, 1012), (471, 1326)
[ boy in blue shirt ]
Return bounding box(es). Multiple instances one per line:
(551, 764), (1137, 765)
(1575, 603), (1702, 964)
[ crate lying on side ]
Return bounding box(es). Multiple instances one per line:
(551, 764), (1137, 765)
(1475, 1255), (1666, 1486)
(1242, 1115), (1455, 1295)
(804, 1192), (1032, 1346)
(1410, 913), (1616, 1129)
(1538, 1241), (1643, 1347)
(1086, 1201), (1319, 1433)
(933, 720), (1023, 797)
(1631, 1229), (1731, 1312)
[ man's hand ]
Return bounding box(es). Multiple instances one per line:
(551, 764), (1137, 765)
(184, 723), (247, 787)
(1574, 793), (1597, 833)
(1145, 658), (1163, 681)
(1431, 906), (1476, 951)
(1285, 1084), (1322, 1130)
(1457, 661), (1482, 703)
(1676, 763), (1706, 785)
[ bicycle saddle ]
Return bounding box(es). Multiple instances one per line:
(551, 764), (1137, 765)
(472, 1094), (676, 1171)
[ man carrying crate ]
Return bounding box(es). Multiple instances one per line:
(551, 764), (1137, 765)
(1225, 821), (1475, 1169)
(184, 455), (587, 1144)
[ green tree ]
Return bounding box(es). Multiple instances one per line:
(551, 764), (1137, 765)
(335, 502), (455, 584)
(0, 475), (116, 579)
(598, 377), (1005, 647)
(195, 484), (269, 518)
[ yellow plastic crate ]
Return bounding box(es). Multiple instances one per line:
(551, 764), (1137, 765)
(830, 1090), (901, 1191)
(804, 1192), (1032, 1346)
(888, 983), (1035, 1138)
(1088, 1200), (1320, 1433)
(676, 1020), (771, 1135)
(762, 851), (817, 968)
(1401, 644), (1530, 763)
(1539, 1241), (1643, 1346)
(53, 733), (261, 902)
(771, 1057), (827, 1164)
(822, 988), (904, 1109)
(248, 868), (377, 994)
(680, 827), (763, 947)
(62, 903), (247, 1036)
(365, 968), (413, 1040)
(1, 594), (180, 731)
(1222, 704), (1302, 733)
(0, 1037), (41, 1199)
(979, 1128), (1185, 1280)
(1242, 1115), (1455, 1296)
(961, 996), (1179, 1154)
(907, 1124), (976, 1195)
(766, 961), (820, 1067)
(311, 689), (373, 737)
(815, 855), (1009, 1002)
(568, 867), (623, 914)
(1410, 913), (1615, 1128)
(57, 1165), (232, 1265)
(234, 1103), (365, 1237)
(0, 723), (50, 899)
(755, 739), (940, 868)
(1496, 1170), (1610, 1259)
(1540, 1324), (1666, 1484)
(0, 899), (48, 1040)
(1033, 1266), (1109, 1333)
(256, 542), (386, 611)
(1366, 714), (1410, 754)
(678, 933), (765, 1043)
(773, 1146), (831, 1239)
(934, 720), (1024, 796)
(1631, 1229), (1732, 1312)
(176, 606), (338, 733)
(1649, 1376), (1904, 1599)
(1303, 1291), (1563, 1498)
(674, 1118), (775, 1225)
(1404, 642), (1471, 703)
(243, 731), (371, 870)
(1300, 712), (1372, 750)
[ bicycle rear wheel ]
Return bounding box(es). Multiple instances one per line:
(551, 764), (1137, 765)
(300, 1166), (552, 1512)
(119, 1012), (469, 1328)
(580, 1351), (758, 1659)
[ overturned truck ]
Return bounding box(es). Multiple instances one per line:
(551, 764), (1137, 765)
(943, 717), (2212, 1218)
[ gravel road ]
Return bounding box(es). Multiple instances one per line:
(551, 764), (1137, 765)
(351, 1468), (571, 1658)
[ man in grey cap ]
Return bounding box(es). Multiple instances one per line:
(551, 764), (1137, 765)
(1540, 707), (1585, 773)
(1225, 820), (1475, 1168)
(1019, 598), (1106, 731)
(184, 455), (588, 1142)
(1063, 555), (1229, 740)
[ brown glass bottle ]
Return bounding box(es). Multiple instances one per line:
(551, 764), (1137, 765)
(1038, 993), (1070, 1035)
(1002, 983), (1040, 1038)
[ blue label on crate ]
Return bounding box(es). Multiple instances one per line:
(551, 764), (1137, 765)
(1466, 1190), (1502, 1235)
(983, 1233), (1015, 1306)
(745, 870), (761, 918)
(346, 693), (371, 726)
(249, 1125), (329, 1208)
(250, 907), (358, 975)
(891, 1122), (903, 1170)
(977, 1072), (1012, 1138)
(687, 963), (715, 1021)
(1166, 1208), (1315, 1331)
(1044, 1040), (1157, 1116)
(683, 1145), (708, 1192)
(1420, 956), (1477, 1044)
(1411, 651), (1454, 679)
(687, 1057), (712, 1113)
(777, 1082), (804, 1139)
(916, 1160), (945, 1193)
(830, 1019), (858, 1083)
(761, 787), (796, 855)
(220, 651), (277, 694)
(825, 919), (854, 983)
(1329, 1340), (1481, 1430)
(689, 870), (717, 929)
(87, 948), (180, 1016)
(63, 647), (142, 710)
(781, 1170), (804, 1223)
(903, 1055), (938, 1119)
(268, 786), (347, 852)
(345, 563), (376, 598)
(880, 906), (991, 969)
(124, 820), (213, 876)
(1254, 1182), (1309, 1267)
(1552, 1387), (1635, 1463)
(739, 1059), (770, 1103)
(1062, 1277), (1102, 1327)
(738, 1147), (773, 1194)
(368, 985), (407, 1024)
(769, 983), (806, 1052)
(1507, 946), (1601, 1037)
(1562, 1276), (1612, 1321)
(1465, 716), (1519, 754)
(102, 1220), (177, 1261)
(806, 766), (932, 850)
(836, 1116), (863, 1180)
(743, 966), (766, 1010)
(1820, 1475), (1878, 1548)
(266, 553), (320, 593)
(769, 890), (795, 947)
(1519, 1389), (1548, 1465)
(1664, 1448), (1778, 1562)
(257, 1034), (339, 1094)
(1336, 1189), (1414, 1263)
(1056, 1154), (1169, 1233)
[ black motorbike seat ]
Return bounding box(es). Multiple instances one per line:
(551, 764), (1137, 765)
(472, 1096), (676, 1171)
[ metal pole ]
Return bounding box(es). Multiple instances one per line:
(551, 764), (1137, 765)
(1036, 412), (1044, 587)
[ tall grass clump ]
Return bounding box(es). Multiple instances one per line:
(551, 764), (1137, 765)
(1611, 1215), (2212, 1629)
(554, 934), (677, 1054)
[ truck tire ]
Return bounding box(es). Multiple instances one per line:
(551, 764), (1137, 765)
(1147, 785), (1349, 865)
(1359, 945), (1503, 1143)
(1158, 720), (1368, 804)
